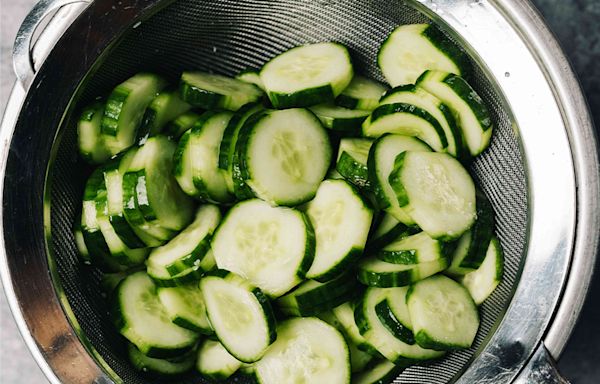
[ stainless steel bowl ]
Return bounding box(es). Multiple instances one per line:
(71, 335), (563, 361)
(1, 0), (598, 383)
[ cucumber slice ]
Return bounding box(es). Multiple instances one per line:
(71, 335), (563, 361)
(127, 343), (195, 377)
(417, 70), (492, 156)
(352, 359), (404, 384)
(173, 130), (200, 198)
(336, 138), (373, 190)
(459, 236), (504, 305)
(96, 190), (149, 267)
(367, 213), (415, 250)
(276, 273), (360, 316)
(123, 136), (195, 231)
(81, 167), (126, 272)
(164, 111), (202, 140)
(190, 111), (235, 203)
(235, 108), (332, 206)
(407, 274), (479, 350)
(74, 218), (90, 264)
(260, 42), (354, 108)
(304, 180), (373, 280)
(254, 317), (350, 384)
(149, 250), (216, 287)
(332, 303), (380, 356)
(367, 134), (431, 225)
(212, 199), (315, 297)
(179, 72), (263, 111)
(376, 286), (415, 345)
(354, 288), (444, 363)
(378, 24), (469, 86)
(138, 89), (191, 142)
(376, 231), (450, 265)
(101, 73), (167, 155)
(77, 102), (111, 164)
(196, 339), (242, 380)
(310, 104), (370, 135)
(364, 102), (448, 153)
(157, 283), (212, 334)
(376, 84), (465, 157)
(357, 256), (448, 288)
(446, 190), (495, 275)
(147, 205), (220, 279)
(113, 271), (199, 358)
(335, 76), (387, 111)
(200, 271), (276, 362)
(236, 69), (265, 91)
(388, 151), (476, 240)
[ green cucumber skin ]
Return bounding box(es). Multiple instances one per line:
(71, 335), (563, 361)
(128, 344), (195, 378)
(280, 289), (362, 317)
(218, 102), (263, 171)
(122, 171), (149, 226)
(253, 286), (278, 346)
(375, 237), (453, 265)
(108, 213), (146, 249)
(126, 170), (157, 222)
(414, 330), (473, 352)
(317, 114), (367, 136)
(298, 211), (317, 280)
(375, 299), (415, 345)
(387, 152), (409, 207)
(421, 25), (471, 78)
(179, 80), (223, 110)
(441, 74), (492, 132)
(172, 130), (191, 178)
(336, 152), (371, 190)
(459, 190), (495, 269)
(439, 103), (468, 160)
(367, 223), (418, 252)
(164, 236), (212, 276)
(369, 103), (448, 150)
(101, 88), (129, 137)
(164, 112), (202, 140)
(357, 259), (449, 288)
(150, 266), (209, 288)
(268, 84), (335, 109)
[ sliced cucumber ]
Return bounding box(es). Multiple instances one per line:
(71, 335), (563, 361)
(101, 73), (167, 155)
(235, 108), (332, 206)
(354, 288), (444, 364)
(212, 199), (315, 297)
(357, 256), (448, 288)
(254, 317), (350, 384)
(236, 69), (265, 91)
(364, 102), (448, 153)
(173, 130), (199, 198)
(376, 286), (415, 345)
(149, 250), (216, 287)
(260, 42), (354, 108)
(333, 303), (380, 356)
(407, 274), (479, 350)
(376, 84), (464, 157)
(77, 102), (111, 164)
(352, 359), (404, 384)
(113, 271), (199, 358)
(310, 103), (370, 135)
(190, 111), (235, 203)
(376, 231), (450, 265)
(378, 24), (469, 86)
(179, 71), (263, 111)
(367, 213), (415, 250)
(164, 111), (202, 140)
(146, 205), (220, 279)
(138, 89), (191, 142)
(388, 151), (476, 240)
(335, 76), (387, 111)
(196, 339), (242, 380)
(417, 70), (492, 156)
(277, 273), (359, 316)
(127, 343), (195, 377)
(367, 134), (431, 225)
(336, 138), (373, 190)
(200, 271), (276, 362)
(123, 136), (195, 231)
(459, 236), (503, 305)
(157, 283), (213, 334)
(304, 179), (373, 280)
(73, 220), (90, 264)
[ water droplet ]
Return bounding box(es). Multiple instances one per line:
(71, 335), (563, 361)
(504, 72), (511, 78)
(132, 21), (142, 29)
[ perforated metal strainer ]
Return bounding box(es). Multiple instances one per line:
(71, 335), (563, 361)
(2, 0), (599, 383)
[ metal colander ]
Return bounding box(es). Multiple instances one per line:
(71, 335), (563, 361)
(2, 0), (598, 384)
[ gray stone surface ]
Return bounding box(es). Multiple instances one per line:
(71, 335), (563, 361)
(0, 0), (598, 383)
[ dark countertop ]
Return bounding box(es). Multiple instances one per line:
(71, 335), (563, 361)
(0, 0), (599, 383)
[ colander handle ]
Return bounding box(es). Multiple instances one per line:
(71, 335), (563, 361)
(12, 0), (91, 89)
(515, 342), (571, 384)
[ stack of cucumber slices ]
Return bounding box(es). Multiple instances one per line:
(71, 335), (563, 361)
(74, 23), (503, 383)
